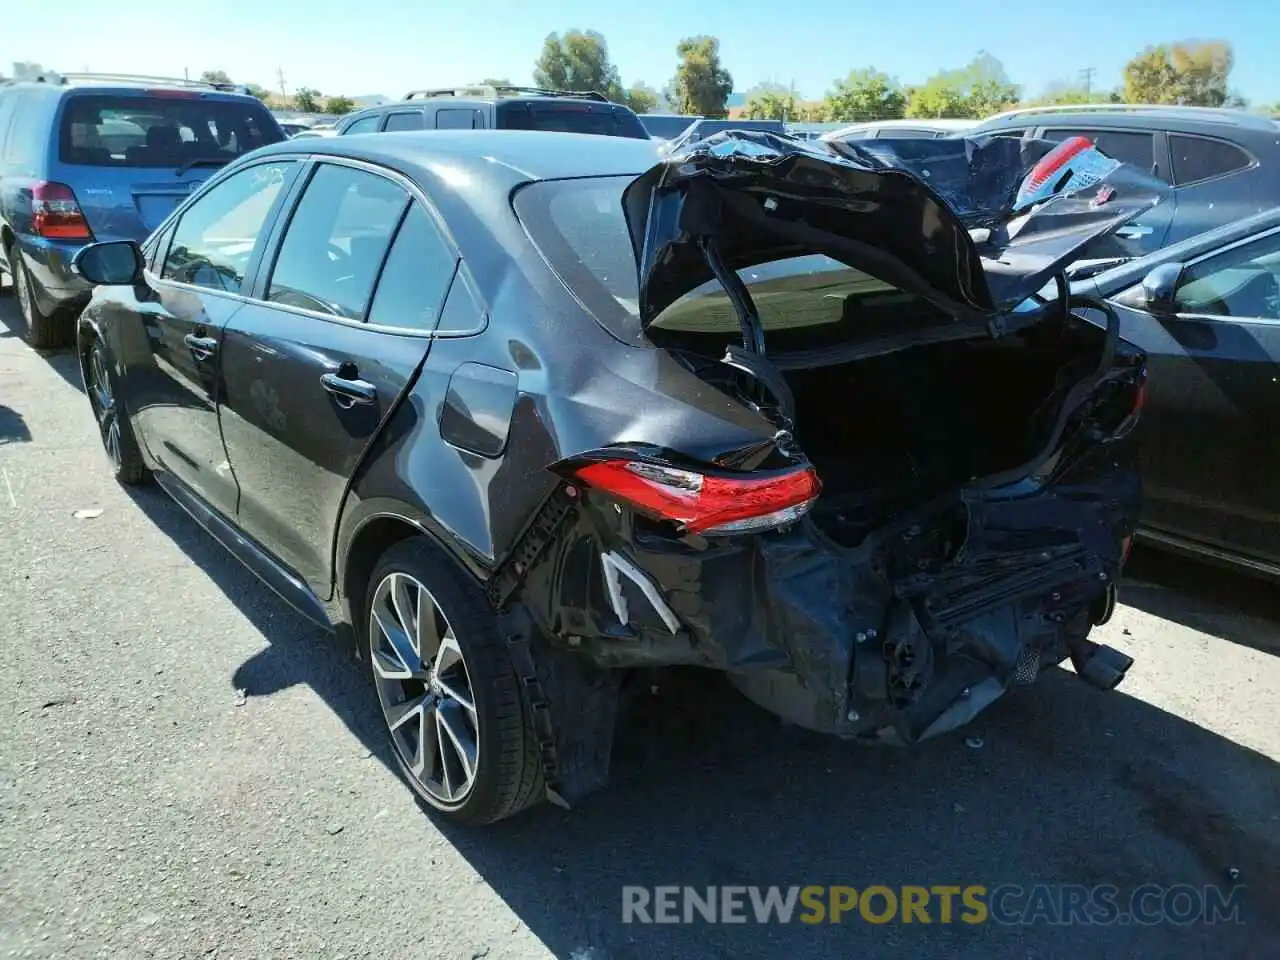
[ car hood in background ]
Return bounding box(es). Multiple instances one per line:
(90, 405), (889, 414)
(622, 130), (1171, 326)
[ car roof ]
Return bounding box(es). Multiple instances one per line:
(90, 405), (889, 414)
(2, 74), (263, 104)
(973, 104), (1280, 136)
(258, 129), (664, 185)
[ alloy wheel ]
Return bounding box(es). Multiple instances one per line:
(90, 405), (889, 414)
(88, 347), (122, 469)
(369, 571), (480, 806)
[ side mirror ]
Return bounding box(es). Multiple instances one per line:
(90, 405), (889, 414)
(72, 241), (145, 286)
(1140, 262), (1184, 315)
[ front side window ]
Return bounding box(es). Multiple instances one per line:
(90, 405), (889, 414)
(342, 115), (382, 135)
(267, 164), (408, 320)
(1174, 231), (1280, 320)
(367, 204), (458, 330)
(161, 161), (294, 292)
(1043, 128), (1156, 174)
(383, 111), (425, 132)
(1169, 135), (1252, 186)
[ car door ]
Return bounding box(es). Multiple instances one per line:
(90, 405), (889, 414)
(216, 159), (460, 592)
(1110, 225), (1280, 563)
(1163, 133), (1259, 246)
(1040, 126), (1176, 259)
(132, 158), (300, 517)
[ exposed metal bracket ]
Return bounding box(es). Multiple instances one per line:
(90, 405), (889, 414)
(600, 550), (681, 635)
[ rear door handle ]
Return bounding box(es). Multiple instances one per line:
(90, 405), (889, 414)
(320, 372), (377, 407)
(1115, 224), (1154, 240)
(183, 334), (217, 360)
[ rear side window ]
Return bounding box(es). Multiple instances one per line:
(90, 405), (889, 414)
(267, 164), (408, 320)
(499, 103), (649, 139)
(1169, 135), (1252, 186)
(162, 162), (294, 292)
(383, 111), (424, 132)
(436, 109), (483, 130)
(1043, 128), (1156, 174)
(343, 115), (382, 135)
(58, 94), (278, 167)
(368, 204), (458, 330)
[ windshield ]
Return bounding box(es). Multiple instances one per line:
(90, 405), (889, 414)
(498, 102), (649, 139)
(58, 94), (281, 168)
(514, 175), (919, 345)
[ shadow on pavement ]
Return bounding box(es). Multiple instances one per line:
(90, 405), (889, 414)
(1122, 545), (1280, 657)
(0, 298), (87, 396)
(0, 403), (31, 444)
(126, 481), (1280, 959)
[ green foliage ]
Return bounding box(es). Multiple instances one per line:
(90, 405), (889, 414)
(822, 68), (905, 121)
(293, 87), (321, 113)
(533, 29), (625, 101)
(624, 82), (661, 115)
(1122, 40), (1233, 106)
(245, 84), (271, 102)
(670, 36), (734, 117)
(200, 69), (232, 85)
(905, 52), (1019, 119)
(325, 96), (356, 115)
(742, 83), (796, 120)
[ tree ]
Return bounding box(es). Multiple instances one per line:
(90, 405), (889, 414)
(200, 69), (232, 85)
(244, 84), (271, 102)
(822, 68), (906, 121)
(669, 36), (734, 117)
(905, 52), (1019, 119)
(533, 29), (624, 101)
(1122, 41), (1234, 106)
(325, 95), (356, 115)
(624, 82), (660, 115)
(293, 87), (321, 112)
(741, 83), (796, 121)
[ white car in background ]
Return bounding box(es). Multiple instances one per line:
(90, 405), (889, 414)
(822, 118), (978, 142)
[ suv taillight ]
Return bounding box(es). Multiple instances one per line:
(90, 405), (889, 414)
(32, 182), (93, 240)
(570, 459), (822, 536)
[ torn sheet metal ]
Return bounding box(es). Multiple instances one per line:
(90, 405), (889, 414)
(622, 130), (1171, 324)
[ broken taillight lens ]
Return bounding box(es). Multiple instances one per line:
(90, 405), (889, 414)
(571, 459), (822, 536)
(31, 182), (92, 240)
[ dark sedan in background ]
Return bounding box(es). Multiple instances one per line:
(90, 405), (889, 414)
(1075, 207), (1280, 576)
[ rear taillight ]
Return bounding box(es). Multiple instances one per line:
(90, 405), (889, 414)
(31, 182), (92, 240)
(570, 459), (822, 536)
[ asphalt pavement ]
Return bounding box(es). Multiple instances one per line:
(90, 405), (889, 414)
(1, 291), (1278, 959)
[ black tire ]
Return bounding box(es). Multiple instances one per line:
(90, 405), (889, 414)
(363, 537), (543, 824)
(85, 338), (149, 485)
(10, 247), (72, 349)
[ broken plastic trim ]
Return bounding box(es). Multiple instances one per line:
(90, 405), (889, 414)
(600, 549), (682, 634)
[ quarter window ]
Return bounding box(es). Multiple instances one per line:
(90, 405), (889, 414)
(1169, 135), (1252, 186)
(383, 111), (425, 132)
(1175, 231), (1280, 320)
(436, 109), (482, 130)
(267, 164), (408, 320)
(161, 161), (294, 292)
(1043, 129), (1157, 174)
(367, 203), (458, 330)
(343, 115), (381, 135)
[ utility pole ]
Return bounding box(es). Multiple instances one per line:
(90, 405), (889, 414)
(1079, 67), (1096, 96)
(277, 67), (288, 99)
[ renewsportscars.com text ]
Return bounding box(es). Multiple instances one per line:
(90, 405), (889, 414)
(621, 884), (1246, 926)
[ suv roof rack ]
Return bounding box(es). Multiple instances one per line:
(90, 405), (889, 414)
(979, 102), (1278, 130)
(403, 84), (610, 103)
(54, 72), (248, 93)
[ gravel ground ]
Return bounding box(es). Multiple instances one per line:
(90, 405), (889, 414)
(1, 292), (1278, 959)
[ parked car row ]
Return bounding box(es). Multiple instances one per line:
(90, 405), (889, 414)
(4, 77), (1278, 828)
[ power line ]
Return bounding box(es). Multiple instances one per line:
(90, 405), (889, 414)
(1079, 67), (1096, 96)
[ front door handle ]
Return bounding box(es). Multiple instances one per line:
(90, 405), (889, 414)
(321, 371), (377, 407)
(1115, 224), (1154, 240)
(183, 334), (217, 360)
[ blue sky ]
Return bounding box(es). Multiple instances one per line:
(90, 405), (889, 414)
(5, 0), (1279, 104)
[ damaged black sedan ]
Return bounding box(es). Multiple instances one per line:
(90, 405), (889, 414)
(72, 129), (1163, 824)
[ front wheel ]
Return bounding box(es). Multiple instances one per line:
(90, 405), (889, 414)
(363, 538), (543, 824)
(85, 339), (148, 485)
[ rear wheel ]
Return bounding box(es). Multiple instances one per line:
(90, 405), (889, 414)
(363, 538), (542, 824)
(11, 248), (71, 349)
(86, 339), (148, 485)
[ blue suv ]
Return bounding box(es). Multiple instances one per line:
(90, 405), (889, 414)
(0, 73), (284, 346)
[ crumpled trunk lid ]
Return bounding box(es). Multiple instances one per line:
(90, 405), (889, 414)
(621, 130), (1171, 329)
